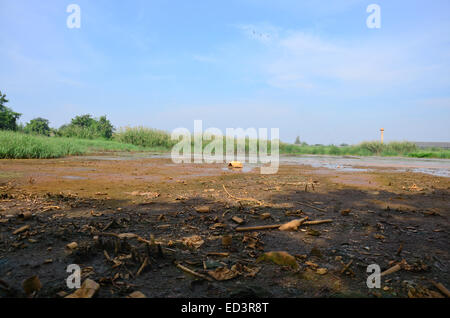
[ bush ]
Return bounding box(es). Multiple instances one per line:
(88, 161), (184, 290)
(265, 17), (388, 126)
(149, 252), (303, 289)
(24, 117), (51, 136)
(359, 141), (384, 154)
(58, 114), (114, 139)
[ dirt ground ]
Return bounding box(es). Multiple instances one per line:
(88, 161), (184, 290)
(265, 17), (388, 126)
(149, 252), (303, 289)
(0, 154), (449, 298)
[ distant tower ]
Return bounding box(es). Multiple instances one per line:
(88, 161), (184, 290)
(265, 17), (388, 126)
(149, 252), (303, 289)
(380, 128), (384, 144)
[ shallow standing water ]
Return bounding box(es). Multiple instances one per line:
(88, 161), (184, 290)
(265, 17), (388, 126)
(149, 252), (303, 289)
(80, 153), (450, 177)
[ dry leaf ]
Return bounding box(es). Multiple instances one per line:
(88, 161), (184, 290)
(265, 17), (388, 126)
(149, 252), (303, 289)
(23, 276), (42, 295)
(65, 279), (100, 298)
(305, 261), (319, 268)
(66, 242), (78, 250)
(257, 251), (299, 270)
(208, 267), (239, 281)
(127, 291), (146, 298)
(182, 235), (204, 249)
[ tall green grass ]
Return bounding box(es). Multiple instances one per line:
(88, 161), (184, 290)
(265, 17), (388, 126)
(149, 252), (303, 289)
(113, 127), (177, 150)
(1, 130), (449, 159)
(280, 141), (450, 158)
(0, 131), (144, 159)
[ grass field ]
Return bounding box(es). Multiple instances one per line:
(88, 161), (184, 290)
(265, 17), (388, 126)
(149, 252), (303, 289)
(0, 131), (144, 159)
(1, 130), (449, 159)
(280, 141), (450, 159)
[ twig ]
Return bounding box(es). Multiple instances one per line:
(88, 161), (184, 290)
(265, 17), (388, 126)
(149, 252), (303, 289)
(303, 219), (333, 225)
(207, 252), (230, 257)
(176, 263), (212, 281)
(431, 280), (450, 298)
(236, 218), (332, 232)
(223, 185), (263, 206)
(136, 257), (148, 276)
(235, 224), (281, 232)
(381, 264), (401, 277)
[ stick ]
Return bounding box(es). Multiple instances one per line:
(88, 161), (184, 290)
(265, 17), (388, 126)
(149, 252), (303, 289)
(303, 219), (333, 225)
(223, 185), (263, 206)
(381, 264), (401, 277)
(176, 263), (212, 281)
(13, 225), (30, 235)
(207, 252), (230, 257)
(136, 257), (148, 276)
(235, 224), (281, 232)
(236, 218), (332, 232)
(96, 232), (152, 245)
(431, 281), (450, 298)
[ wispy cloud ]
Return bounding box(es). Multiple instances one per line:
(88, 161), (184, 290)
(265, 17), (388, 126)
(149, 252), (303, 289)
(236, 24), (450, 96)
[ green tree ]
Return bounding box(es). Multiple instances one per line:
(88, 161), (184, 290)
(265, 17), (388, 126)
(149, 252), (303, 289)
(0, 91), (21, 131)
(294, 136), (301, 144)
(71, 114), (96, 128)
(59, 114), (114, 139)
(95, 115), (114, 139)
(24, 117), (51, 136)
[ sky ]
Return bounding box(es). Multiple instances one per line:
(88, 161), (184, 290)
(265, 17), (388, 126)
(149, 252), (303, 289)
(1, 0), (449, 144)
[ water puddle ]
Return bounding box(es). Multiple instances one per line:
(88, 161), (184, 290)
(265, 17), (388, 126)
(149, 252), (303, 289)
(62, 175), (87, 180)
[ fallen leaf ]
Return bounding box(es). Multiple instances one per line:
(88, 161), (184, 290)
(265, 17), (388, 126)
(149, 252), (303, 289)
(257, 251), (299, 270)
(66, 242), (78, 250)
(208, 267), (239, 281)
(65, 279), (100, 298)
(182, 235), (204, 249)
(316, 268), (328, 275)
(127, 291), (146, 298)
(23, 276), (42, 295)
(305, 261), (319, 268)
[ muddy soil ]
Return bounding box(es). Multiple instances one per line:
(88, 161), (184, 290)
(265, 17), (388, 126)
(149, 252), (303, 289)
(0, 155), (449, 298)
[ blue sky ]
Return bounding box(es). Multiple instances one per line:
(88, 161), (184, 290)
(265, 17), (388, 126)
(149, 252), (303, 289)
(1, 0), (449, 144)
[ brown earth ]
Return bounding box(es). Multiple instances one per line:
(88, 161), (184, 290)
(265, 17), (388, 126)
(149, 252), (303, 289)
(0, 155), (449, 298)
